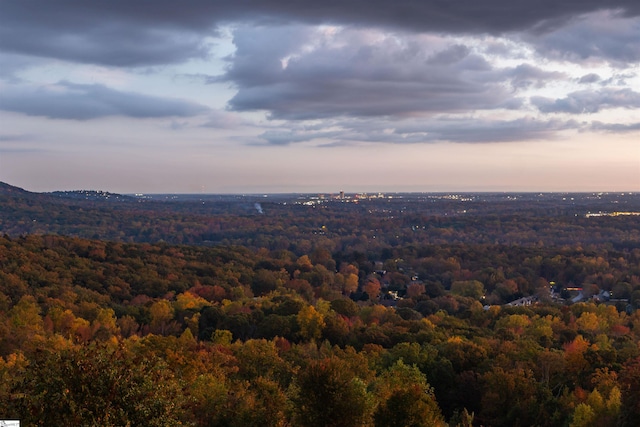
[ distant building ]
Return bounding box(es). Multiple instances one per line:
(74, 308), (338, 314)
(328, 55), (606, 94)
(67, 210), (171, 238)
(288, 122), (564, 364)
(506, 296), (536, 307)
(571, 292), (585, 304)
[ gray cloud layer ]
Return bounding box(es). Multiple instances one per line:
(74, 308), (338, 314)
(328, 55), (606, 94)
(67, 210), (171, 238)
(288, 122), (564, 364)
(1, 1), (640, 66)
(525, 10), (640, 65)
(532, 88), (640, 114)
(0, 82), (209, 120)
(1, 1), (638, 146)
(256, 116), (577, 145)
(221, 26), (538, 120)
(591, 121), (640, 132)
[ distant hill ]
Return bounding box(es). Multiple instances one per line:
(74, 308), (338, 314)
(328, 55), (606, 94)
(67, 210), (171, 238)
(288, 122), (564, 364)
(1, 181), (639, 249)
(50, 189), (133, 202)
(0, 181), (132, 204)
(0, 180), (262, 242)
(0, 181), (32, 195)
(0, 181), (141, 239)
(0, 181), (59, 206)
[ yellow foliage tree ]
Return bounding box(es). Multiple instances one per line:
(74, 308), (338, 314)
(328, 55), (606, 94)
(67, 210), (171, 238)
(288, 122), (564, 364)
(297, 305), (325, 341)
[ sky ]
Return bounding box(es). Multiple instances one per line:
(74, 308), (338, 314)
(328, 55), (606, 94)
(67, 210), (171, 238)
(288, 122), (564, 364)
(0, 1), (639, 194)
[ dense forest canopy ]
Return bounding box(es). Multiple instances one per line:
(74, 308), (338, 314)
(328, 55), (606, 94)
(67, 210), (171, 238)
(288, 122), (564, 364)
(1, 182), (640, 426)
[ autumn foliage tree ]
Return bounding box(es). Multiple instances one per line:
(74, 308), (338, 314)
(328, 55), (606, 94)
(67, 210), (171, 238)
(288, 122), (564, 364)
(290, 357), (373, 427)
(8, 342), (186, 426)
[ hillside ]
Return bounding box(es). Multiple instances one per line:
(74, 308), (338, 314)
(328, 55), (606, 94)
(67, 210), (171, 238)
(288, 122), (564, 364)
(2, 182), (640, 425)
(1, 181), (639, 248)
(1, 233), (640, 425)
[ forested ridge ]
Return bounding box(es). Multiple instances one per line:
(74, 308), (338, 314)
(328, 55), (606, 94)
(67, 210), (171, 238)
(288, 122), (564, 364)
(1, 183), (640, 426)
(2, 183), (639, 248)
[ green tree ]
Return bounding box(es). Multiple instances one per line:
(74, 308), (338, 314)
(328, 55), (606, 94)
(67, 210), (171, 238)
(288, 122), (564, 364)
(2, 295), (45, 355)
(290, 357), (373, 427)
(9, 342), (186, 426)
(450, 280), (485, 300)
(374, 361), (446, 427)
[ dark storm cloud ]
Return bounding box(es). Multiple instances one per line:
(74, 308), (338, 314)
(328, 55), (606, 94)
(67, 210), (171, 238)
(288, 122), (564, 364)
(532, 88), (640, 114)
(0, 82), (209, 120)
(1, 1), (639, 66)
(222, 26), (521, 120)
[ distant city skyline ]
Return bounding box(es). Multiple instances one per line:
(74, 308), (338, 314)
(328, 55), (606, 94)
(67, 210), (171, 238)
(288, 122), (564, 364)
(1, 1), (638, 193)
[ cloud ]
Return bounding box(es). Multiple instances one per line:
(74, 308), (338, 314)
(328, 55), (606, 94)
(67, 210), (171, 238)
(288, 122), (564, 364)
(201, 109), (251, 129)
(0, 133), (43, 153)
(532, 88), (640, 114)
(222, 26), (525, 120)
(526, 10), (640, 65)
(505, 64), (567, 89)
(255, 116), (579, 145)
(601, 72), (637, 86)
(1, 1), (638, 150)
(590, 121), (640, 132)
(578, 73), (601, 84)
(0, 81), (209, 120)
(0, 3), (215, 67)
(0, 133), (34, 142)
(385, 117), (578, 143)
(0, 53), (48, 80)
(2, 2), (640, 67)
(0, 147), (46, 154)
(258, 129), (344, 145)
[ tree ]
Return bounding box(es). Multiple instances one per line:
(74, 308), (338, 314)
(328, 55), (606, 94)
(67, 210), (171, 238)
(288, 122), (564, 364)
(374, 361), (446, 427)
(149, 300), (175, 335)
(364, 278), (381, 300)
(450, 280), (485, 300)
(569, 387), (620, 427)
(2, 295), (45, 355)
(344, 273), (359, 295)
(619, 356), (640, 427)
(375, 385), (446, 427)
(297, 305), (325, 341)
(406, 282), (425, 298)
(290, 357), (373, 427)
(330, 298), (360, 318)
(480, 367), (540, 427)
(9, 342), (186, 426)
(297, 255), (313, 271)
(233, 339), (292, 385)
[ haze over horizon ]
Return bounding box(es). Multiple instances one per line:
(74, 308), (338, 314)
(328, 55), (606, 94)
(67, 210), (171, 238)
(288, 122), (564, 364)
(1, 1), (639, 193)
(1, 180), (639, 196)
